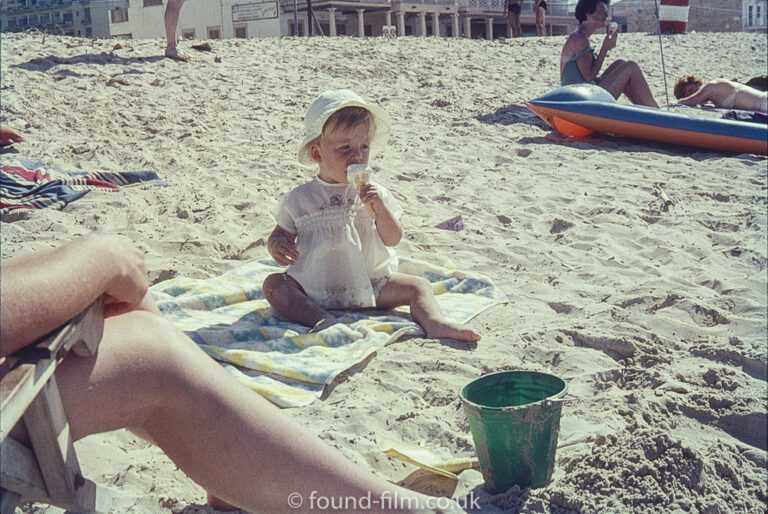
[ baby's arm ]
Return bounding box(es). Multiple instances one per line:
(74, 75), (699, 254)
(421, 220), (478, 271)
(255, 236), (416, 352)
(267, 225), (299, 266)
(359, 183), (403, 246)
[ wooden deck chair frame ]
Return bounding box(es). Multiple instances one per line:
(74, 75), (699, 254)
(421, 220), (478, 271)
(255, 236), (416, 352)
(1, 297), (112, 514)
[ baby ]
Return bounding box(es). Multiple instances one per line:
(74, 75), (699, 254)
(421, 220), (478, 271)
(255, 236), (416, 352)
(262, 89), (480, 342)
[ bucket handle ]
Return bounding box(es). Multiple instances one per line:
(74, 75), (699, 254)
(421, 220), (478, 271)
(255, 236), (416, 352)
(543, 393), (578, 405)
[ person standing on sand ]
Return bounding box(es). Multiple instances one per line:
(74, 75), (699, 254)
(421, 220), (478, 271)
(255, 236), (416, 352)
(534, 0), (547, 36)
(262, 89), (480, 342)
(164, 0), (188, 61)
(560, 0), (659, 108)
(504, 0), (523, 37)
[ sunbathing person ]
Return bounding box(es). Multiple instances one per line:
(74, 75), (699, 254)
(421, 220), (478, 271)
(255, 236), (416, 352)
(673, 75), (768, 113)
(1, 233), (458, 513)
(560, 0), (659, 108)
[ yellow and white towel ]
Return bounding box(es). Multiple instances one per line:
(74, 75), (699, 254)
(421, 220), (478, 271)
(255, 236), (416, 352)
(151, 257), (504, 408)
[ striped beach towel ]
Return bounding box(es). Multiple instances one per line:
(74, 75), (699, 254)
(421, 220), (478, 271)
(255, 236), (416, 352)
(151, 258), (505, 407)
(0, 157), (164, 214)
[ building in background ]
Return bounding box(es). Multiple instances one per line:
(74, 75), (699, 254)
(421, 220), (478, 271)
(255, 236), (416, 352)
(88, 0), (281, 39)
(1, 0), (281, 38)
(1, 0), (763, 39)
(0, 0), (574, 39)
(743, 0), (767, 31)
(1, 0), (93, 37)
(282, 0), (574, 39)
(610, 0), (747, 33)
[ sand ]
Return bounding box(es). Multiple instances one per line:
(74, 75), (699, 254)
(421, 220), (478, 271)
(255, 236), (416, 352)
(1, 30), (766, 513)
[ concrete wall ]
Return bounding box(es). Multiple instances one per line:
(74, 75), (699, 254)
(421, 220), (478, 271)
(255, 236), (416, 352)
(90, 0), (280, 39)
(610, 0), (743, 33)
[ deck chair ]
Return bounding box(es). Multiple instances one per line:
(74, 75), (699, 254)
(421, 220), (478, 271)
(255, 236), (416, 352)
(1, 298), (112, 514)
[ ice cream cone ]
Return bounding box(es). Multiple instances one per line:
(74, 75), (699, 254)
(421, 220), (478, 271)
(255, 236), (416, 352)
(347, 164), (375, 218)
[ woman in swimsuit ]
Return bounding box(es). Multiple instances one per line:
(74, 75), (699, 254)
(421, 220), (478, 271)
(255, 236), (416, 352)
(505, 0), (523, 37)
(534, 0), (547, 36)
(674, 76), (768, 112)
(560, 0), (659, 108)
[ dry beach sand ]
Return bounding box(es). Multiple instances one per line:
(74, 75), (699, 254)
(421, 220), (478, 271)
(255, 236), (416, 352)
(1, 30), (766, 513)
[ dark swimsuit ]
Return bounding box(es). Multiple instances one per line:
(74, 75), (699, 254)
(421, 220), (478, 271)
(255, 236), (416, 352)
(510, 3), (521, 14)
(537, 0), (547, 11)
(561, 46), (596, 86)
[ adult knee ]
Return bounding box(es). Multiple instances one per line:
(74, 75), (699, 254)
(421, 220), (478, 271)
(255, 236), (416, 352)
(107, 311), (198, 367)
(624, 60), (643, 75)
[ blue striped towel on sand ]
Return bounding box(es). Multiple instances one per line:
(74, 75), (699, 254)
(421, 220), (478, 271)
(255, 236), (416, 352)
(151, 258), (505, 407)
(0, 157), (164, 214)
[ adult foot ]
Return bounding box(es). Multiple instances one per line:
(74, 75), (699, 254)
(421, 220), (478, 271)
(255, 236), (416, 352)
(165, 47), (190, 61)
(426, 321), (480, 342)
(207, 493), (240, 511)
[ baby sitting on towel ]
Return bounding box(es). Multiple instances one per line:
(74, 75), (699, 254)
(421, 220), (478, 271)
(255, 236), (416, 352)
(261, 89), (479, 342)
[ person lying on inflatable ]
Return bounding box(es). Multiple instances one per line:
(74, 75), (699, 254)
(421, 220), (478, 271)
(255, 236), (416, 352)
(674, 76), (768, 113)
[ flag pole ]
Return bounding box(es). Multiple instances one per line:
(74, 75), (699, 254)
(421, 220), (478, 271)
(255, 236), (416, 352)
(654, 0), (671, 108)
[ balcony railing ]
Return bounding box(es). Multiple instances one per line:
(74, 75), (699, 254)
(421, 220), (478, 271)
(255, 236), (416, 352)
(395, 0), (459, 5)
(463, 0), (503, 13)
(276, 0), (569, 14)
(279, 0), (390, 5)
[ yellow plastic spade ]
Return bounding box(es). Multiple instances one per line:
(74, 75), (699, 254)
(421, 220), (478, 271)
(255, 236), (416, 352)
(375, 433), (478, 479)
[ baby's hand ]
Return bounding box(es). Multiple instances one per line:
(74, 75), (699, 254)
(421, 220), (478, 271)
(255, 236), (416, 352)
(267, 228), (300, 266)
(358, 183), (387, 216)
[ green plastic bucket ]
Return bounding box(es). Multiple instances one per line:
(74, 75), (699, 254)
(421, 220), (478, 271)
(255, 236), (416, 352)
(460, 370), (567, 493)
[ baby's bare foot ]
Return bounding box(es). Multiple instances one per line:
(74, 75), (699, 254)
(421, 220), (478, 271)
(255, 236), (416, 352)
(309, 316), (340, 333)
(426, 321), (480, 342)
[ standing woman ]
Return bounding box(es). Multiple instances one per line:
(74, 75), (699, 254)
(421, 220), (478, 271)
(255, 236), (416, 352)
(533, 0), (547, 36)
(505, 0), (523, 37)
(560, 0), (659, 107)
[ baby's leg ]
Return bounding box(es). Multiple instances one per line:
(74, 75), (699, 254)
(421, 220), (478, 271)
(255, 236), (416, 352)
(262, 273), (338, 331)
(376, 273), (480, 342)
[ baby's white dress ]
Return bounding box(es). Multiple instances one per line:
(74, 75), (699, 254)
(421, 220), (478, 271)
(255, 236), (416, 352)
(273, 176), (401, 309)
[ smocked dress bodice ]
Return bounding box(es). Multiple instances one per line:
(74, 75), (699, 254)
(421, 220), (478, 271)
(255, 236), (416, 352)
(273, 177), (401, 309)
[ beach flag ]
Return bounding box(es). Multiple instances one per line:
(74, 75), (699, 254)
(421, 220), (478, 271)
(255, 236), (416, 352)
(658, 0), (689, 34)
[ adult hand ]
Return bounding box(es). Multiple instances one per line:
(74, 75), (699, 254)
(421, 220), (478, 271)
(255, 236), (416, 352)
(0, 125), (26, 145)
(84, 234), (149, 306)
(602, 31), (617, 52)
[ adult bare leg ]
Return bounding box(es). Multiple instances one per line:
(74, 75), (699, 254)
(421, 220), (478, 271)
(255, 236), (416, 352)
(535, 7), (546, 36)
(376, 273), (480, 342)
(164, 0), (189, 61)
(262, 272), (338, 330)
(55, 311), (435, 513)
(598, 60), (659, 108)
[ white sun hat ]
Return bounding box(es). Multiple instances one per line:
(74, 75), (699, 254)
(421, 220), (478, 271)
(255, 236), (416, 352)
(297, 89), (391, 166)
